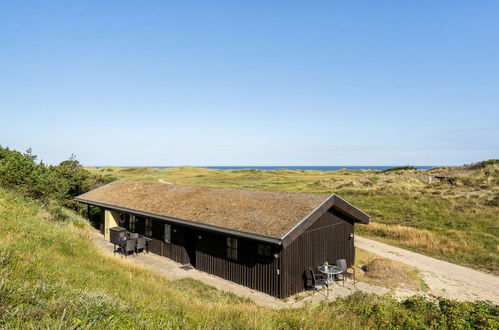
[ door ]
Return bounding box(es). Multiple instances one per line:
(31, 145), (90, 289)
(149, 220), (165, 256)
(162, 223), (172, 258)
(184, 229), (197, 267)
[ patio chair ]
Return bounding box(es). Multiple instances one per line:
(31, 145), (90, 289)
(123, 239), (136, 257)
(136, 237), (146, 254)
(336, 259), (356, 285)
(115, 237), (127, 255)
(308, 267), (328, 296)
(129, 232), (139, 239)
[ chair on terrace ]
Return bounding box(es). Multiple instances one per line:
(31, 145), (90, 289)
(136, 237), (146, 255)
(308, 267), (328, 296)
(122, 239), (136, 257)
(336, 259), (356, 285)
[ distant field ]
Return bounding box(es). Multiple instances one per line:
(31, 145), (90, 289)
(86, 163), (499, 274)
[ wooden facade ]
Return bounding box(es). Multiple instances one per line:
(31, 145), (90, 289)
(93, 204), (360, 299)
(78, 185), (369, 299)
(279, 209), (355, 298)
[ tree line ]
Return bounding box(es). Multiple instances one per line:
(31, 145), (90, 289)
(0, 146), (112, 207)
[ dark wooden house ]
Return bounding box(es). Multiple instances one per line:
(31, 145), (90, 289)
(75, 181), (369, 298)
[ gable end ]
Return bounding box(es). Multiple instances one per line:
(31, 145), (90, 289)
(280, 194), (370, 247)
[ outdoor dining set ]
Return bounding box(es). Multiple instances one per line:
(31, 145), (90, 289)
(109, 226), (151, 257)
(309, 259), (356, 296)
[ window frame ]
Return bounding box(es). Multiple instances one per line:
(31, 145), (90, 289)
(226, 237), (238, 261)
(257, 244), (272, 258)
(129, 216), (136, 232)
(164, 224), (171, 243)
(145, 218), (153, 237)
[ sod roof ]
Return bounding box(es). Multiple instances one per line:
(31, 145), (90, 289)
(75, 181), (329, 238)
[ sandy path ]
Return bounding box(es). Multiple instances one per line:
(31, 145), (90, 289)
(356, 236), (499, 303)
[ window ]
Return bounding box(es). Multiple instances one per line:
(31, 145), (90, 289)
(119, 213), (130, 227)
(119, 213), (125, 226)
(257, 244), (272, 257)
(129, 216), (136, 232)
(226, 237), (238, 261)
(164, 224), (171, 243)
(145, 218), (152, 237)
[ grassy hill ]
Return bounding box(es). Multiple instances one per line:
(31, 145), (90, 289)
(86, 162), (499, 274)
(0, 187), (497, 328)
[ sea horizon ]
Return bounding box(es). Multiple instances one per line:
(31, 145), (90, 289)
(92, 165), (438, 171)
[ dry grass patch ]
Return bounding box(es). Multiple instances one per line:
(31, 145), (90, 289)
(361, 222), (469, 253)
(355, 248), (424, 291)
(363, 259), (422, 291)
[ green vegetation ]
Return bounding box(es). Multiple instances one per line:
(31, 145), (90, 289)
(0, 146), (108, 207)
(87, 163), (499, 274)
(465, 159), (499, 170)
(382, 166), (418, 172)
(1, 187), (497, 328)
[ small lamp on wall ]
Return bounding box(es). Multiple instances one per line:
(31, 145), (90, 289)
(349, 233), (354, 239)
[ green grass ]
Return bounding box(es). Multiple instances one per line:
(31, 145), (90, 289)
(87, 164), (499, 274)
(1, 187), (498, 328)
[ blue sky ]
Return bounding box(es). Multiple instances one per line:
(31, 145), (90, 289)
(1, 1), (498, 166)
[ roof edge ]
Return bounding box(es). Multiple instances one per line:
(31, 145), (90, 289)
(74, 181), (120, 200)
(280, 194), (336, 247)
(280, 194), (370, 247)
(75, 197), (282, 245)
(332, 195), (371, 224)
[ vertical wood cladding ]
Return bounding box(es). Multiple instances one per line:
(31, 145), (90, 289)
(195, 230), (281, 297)
(170, 225), (190, 264)
(99, 206), (357, 299)
(279, 209), (355, 298)
(144, 221), (185, 262)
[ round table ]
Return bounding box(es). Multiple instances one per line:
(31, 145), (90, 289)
(318, 265), (342, 282)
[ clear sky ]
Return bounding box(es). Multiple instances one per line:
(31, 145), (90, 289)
(1, 1), (498, 166)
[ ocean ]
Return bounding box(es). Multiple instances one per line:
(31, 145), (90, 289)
(145, 165), (436, 171)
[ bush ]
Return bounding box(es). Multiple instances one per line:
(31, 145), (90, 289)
(0, 146), (107, 206)
(465, 159), (499, 170)
(383, 166), (418, 172)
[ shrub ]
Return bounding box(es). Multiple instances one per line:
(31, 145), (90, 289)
(465, 159), (499, 170)
(383, 166), (418, 172)
(0, 146), (108, 206)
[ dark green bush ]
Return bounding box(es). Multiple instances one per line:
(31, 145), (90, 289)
(383, 166), (418, 172)
(0, 146), (107, 206)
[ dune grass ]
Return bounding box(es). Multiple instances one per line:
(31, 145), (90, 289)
(354, 249), (425, 291)
(86, 164), (499, 274)
(1, 187), (497, 328)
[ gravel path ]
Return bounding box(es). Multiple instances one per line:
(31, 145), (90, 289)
(356, 236), (499, 303)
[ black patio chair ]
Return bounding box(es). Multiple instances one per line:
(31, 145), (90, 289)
(136, 237), (146, 254)
(308, 267), (328, 296)
(115, 237), (127, 255)
(336, 259), (356, 285)
(122, 239), (136, 257)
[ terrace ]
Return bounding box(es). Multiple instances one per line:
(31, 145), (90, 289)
(89, 229), (389, 308)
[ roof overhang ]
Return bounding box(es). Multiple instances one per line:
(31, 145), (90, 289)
(75, 198), (282, 246)
(75, 192), (369, 249)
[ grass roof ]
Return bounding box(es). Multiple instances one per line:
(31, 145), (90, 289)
(76, 181), (328, 238)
